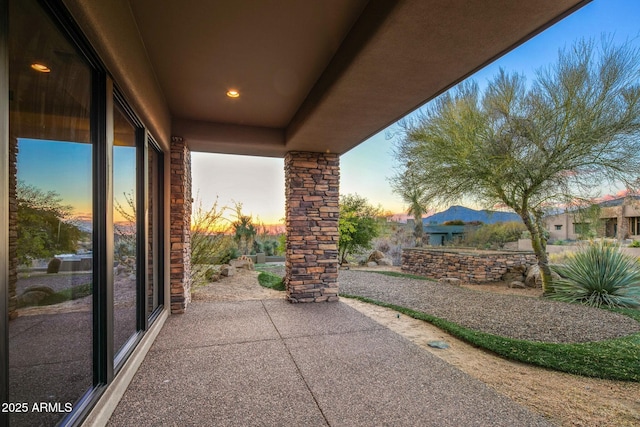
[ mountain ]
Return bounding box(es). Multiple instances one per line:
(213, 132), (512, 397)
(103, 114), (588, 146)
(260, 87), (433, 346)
(422, 205), (521, 225)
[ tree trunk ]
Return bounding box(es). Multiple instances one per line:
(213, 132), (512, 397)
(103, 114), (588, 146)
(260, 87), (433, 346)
(519, 211), (554, 294)
(414, 222), (423, 247)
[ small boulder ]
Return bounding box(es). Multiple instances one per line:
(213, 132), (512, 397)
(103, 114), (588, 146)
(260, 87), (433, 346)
(378, 257), (394, 266)
(367, 250), (386, 263)
(366, 261), (378, 268)
(17, 286), (55, 306)
(509, 281), (526, 289)
(502, 271), (525, 282)
(115, 263), (128, 276)
(438, 277), (461, 286)
(230, 256), (254, 270)
(525, 265), (542, 288)
(220, 265), (236, 277)
(525, 265), (560, 288)
(47, 258), (61, 274)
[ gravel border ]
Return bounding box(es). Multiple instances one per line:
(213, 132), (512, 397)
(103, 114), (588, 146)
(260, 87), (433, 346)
(339, 270), (640, 343)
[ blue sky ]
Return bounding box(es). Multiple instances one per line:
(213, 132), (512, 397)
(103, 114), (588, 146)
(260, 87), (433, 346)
(192, 0), (640, 223)
(17, 139), (137, 221)
(17, 138), (93, 215)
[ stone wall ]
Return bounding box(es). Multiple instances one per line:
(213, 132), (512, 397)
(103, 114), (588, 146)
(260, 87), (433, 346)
(402, 248), (537, 283)
(284, 152), (339, 302)
(169, 137), (192, 313)
(8, 137), (18, 320)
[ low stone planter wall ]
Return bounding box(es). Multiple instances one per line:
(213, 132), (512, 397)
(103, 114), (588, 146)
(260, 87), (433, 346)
(401, 248), (537, 283)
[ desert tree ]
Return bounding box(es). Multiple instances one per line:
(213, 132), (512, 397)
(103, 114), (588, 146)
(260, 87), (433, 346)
(394, 37), (640, 293)
(16, 182), (85, 265)
(231, 201), (257, 256)
(338, 194), (382, 264)
(390, 165), (431, 246)
(191, 194), (231, 264)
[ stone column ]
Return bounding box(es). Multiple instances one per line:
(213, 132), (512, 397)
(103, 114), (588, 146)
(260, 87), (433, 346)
(284, 151), (339, 302)
(169, 137), (192, 313)
(8, 137), (18, 320)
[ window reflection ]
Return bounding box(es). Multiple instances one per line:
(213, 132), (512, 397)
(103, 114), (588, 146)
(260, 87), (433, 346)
(8, 0), (93, 424)
(113, 104), (139, 356)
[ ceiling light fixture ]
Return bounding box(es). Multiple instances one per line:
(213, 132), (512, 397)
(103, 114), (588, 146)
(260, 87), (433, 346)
(31, 63), (51, 73)
(226, 90), (240, 98)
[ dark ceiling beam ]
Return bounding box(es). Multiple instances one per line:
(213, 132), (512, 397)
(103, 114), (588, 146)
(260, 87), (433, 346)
(173, 119), (285, 158)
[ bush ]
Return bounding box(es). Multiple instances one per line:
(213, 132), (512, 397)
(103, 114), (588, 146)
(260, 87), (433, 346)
(548, 251), (575, 265)
(629, 240), (640, 248)
(464, 221), (527, 249)
(550, 241), (640, 308)
(190, 195), (235, 287)
(257, 272), (285, 291)
(47, 257), (61, 274)
(338, 194), (382, 264)
(370, 222), (414, 265)
(442, 220), (465, 226)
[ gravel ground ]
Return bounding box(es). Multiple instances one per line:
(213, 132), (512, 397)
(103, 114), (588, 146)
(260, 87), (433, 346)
(339, 270), (640, 343)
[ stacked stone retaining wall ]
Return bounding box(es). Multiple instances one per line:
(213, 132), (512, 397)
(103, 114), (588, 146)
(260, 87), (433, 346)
(402, 248), (537, 283)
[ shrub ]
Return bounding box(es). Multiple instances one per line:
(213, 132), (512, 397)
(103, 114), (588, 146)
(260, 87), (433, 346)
(258, 272), (285, 291)
(629, 240), (640, 248)
(464, 221), (527, 249)
(442, 220), (465, 226)
(550, 241), (640, 308)
(370, 222), (414, 265)
(338, 194), (382, 264)
(548, 251), (575, 265)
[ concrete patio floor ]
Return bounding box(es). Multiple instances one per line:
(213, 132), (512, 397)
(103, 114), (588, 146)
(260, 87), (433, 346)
(103, 298), (554, 426)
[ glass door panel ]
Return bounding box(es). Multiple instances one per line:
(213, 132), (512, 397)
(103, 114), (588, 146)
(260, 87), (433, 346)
(8, 0), (93, 425)
(113, 104), (138, 356)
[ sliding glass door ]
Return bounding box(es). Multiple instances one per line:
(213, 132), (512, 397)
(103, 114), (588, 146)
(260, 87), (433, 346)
(2, 0), (165, 425)
(7, 1), (93, 425)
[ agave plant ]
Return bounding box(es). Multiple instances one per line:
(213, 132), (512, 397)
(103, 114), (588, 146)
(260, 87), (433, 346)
(550, 241), (640, 309)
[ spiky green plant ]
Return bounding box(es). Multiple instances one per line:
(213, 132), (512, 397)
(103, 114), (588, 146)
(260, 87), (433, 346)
(550, 241), (640, 308)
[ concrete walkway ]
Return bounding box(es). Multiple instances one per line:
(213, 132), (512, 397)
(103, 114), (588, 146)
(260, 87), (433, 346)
(107, 299), (553, 426)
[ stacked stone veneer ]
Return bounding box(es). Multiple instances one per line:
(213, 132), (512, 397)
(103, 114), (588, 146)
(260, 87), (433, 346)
(284, 152), (339, 302)
(402, 248), (537, 283)
(8, 137), (18, 320)
(170, 137), (192, 313)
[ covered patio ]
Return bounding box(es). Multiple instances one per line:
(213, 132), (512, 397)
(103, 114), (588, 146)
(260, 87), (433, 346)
(63, 0), (588, 310)
(102, 297), (553, 426)
(1, 1), (590, 425)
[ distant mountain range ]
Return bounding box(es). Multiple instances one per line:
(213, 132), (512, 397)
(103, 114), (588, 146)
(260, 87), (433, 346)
(422, 205), (521, 225)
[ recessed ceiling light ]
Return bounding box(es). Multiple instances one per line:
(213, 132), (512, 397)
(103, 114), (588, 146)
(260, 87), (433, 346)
(226, 90), (240, 98)
(31, 63), (51, 73)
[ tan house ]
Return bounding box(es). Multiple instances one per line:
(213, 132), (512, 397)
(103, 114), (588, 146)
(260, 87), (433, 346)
(545, 196), (640, 241)
(1, 1), (591, 425)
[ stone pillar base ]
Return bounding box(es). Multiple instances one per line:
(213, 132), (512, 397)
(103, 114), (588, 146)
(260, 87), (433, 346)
(284, 152), (340, 302)
(169, 137), (192, 313)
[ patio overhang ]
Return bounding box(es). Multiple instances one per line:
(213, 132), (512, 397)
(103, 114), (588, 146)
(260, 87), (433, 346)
(63, 0), (590, 156)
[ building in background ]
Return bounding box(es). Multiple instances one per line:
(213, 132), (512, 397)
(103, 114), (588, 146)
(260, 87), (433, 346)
(545, 196), (640, 241)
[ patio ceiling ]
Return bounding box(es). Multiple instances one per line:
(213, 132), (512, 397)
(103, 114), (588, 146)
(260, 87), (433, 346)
(65, 0), (590, 156)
